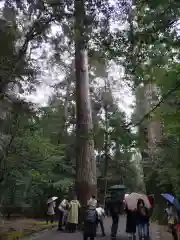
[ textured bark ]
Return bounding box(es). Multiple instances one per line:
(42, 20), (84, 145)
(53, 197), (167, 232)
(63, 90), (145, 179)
(136, 83), (163, 152)
(143, 83), (163, 150)
(135, 85), (149, 190)
(102, 79), (112, 205)
(142, 82), (164, 194)
(75, 0), (97, 206)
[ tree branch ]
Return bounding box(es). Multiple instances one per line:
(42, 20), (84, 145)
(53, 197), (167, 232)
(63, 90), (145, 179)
(126, 81), (180, 129)
(0, 12), (55, 99)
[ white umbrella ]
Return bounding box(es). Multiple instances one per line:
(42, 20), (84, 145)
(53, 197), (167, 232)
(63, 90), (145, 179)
(125, 193), (130, 198)
(125, 192), (151, 211)
(47, 196), (58, 204)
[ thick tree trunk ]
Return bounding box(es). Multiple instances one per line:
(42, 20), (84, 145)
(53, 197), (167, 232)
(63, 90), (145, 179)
(143, 83), (163, 150)
(102, 79), (112, 205)
(143, 82), (164, 193)
(75, 0), (97, 206)
(135, 85), (149, 191)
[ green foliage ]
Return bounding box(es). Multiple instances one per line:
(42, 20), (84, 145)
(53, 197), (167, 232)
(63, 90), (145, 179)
(95, 99), (140, 192)
(0, 102), (74, 216)
(126, 0), (180, 200)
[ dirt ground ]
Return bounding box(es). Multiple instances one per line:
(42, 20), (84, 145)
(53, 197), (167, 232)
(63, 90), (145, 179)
(0, 218), (56, 239)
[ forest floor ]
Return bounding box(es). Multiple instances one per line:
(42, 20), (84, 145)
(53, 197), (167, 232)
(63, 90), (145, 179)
(20, 216), (172, 240)
(0, 219), (57, 239)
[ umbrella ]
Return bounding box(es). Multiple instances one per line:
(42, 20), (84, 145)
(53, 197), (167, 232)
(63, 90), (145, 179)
(125, 193), (130, 198)
(47, 196), (58, 204)
(125, 192), (151, 211)
(108, 185), (126, 190)
(161, 193), (180, 209)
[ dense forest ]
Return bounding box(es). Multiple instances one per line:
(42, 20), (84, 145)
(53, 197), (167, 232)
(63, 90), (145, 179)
(0, 0), (179, 218)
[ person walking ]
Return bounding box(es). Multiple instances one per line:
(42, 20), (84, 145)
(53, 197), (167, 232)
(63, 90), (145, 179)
(46, 200), (56, 224)
(96, 202), (106, 236)
(109, 202), (120, 240)
(165, 203), (178, 240)
(125, 206), (136, 240)
(67, 195), (81, 232)
(83, 205), (98, 240)
(136, 199), (149, 240)
(57, 198), (68, 231)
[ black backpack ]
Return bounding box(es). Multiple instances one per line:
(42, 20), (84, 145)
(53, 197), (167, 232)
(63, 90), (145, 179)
(85, 207), (97, 223)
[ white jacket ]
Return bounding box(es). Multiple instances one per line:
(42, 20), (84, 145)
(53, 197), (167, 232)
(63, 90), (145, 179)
(47, 201), (56, 215)
(58, 199), (67, 211)
(96, 207), (105, 220)
(87, 198), (97, 207)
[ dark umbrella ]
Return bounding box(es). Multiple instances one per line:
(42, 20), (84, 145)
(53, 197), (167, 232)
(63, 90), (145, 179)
(108, 185), (126, 190)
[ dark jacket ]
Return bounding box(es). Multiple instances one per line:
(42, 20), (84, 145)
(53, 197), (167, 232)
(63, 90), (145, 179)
(136, 206), (149, 224)
(126, 208), (136, 233)
(109, 201), (121, 216)
(83, 221), (97, 236)
(83, 207), (98, 236)
(109, 203), (120, 224)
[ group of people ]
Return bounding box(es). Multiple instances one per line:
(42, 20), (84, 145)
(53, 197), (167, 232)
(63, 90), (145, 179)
(46, 195), (81, 232)
(46, 195), (151, 240)
(46, 194), (179, 240)
(125, 199), (150, 240)
(125, 199), (180, 240)
(46, 195), (106, 239)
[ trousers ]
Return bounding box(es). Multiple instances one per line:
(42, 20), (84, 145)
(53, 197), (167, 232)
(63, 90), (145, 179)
(111, 215), (119, 238)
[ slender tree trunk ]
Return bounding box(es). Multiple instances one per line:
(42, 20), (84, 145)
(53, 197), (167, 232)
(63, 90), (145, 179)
(74, 0), (97, 206)
(63, 78), (71, 130)
(57, 75), (71, 144)
(0, 112), (19, 183)
(63, 62), (75, 133)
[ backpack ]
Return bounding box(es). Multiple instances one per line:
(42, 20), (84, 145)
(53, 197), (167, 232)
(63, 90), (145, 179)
(85, 207), (97, 223)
